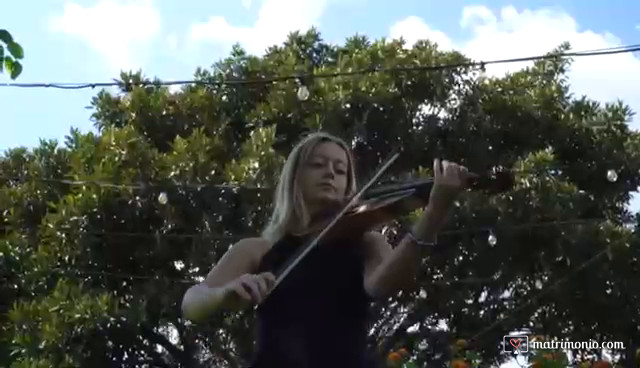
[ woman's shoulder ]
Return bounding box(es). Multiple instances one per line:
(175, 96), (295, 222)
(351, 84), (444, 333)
(232, 237), (273, 267)
(233, 236), (272, 252)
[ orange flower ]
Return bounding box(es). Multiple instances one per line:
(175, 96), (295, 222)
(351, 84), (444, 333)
(450, 359), (469, 368)
(387, 352), (402, 362)
(397, 348), (409, 357)
(592, 360), (611, 368)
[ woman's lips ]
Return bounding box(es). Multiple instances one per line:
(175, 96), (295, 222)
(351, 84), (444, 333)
(318, 183), (336, 191)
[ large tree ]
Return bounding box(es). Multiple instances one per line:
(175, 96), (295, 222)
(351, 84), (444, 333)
(2, 29), (639, 368)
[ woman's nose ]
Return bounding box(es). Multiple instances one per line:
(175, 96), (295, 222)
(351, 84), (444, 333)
(322, 164), (336, 177)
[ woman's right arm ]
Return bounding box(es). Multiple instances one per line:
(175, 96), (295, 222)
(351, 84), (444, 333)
(180, 237), (274, 322)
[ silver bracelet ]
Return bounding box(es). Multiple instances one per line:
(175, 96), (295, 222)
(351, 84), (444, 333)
(406, 230), (437, 247)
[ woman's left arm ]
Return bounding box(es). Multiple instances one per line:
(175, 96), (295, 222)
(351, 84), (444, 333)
(363, 159), (468, 299)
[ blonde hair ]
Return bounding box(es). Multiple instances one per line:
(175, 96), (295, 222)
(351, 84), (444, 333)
(261, 131), (357, 243)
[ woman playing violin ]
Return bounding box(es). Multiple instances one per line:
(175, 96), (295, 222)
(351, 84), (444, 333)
(181, 131), (471, 368)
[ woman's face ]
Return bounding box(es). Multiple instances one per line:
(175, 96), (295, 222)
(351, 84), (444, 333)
(298, 141), (350, 213)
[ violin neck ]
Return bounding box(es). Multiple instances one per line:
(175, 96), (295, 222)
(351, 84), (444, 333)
(364, 170), (507, 199)
(361, 179), (434, 200)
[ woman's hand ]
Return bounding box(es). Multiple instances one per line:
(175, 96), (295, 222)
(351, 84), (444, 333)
(223, 272), (276, 306)
(428, 158), (470, 209)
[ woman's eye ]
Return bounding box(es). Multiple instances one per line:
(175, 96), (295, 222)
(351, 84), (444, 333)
(308, 160), (347, 174)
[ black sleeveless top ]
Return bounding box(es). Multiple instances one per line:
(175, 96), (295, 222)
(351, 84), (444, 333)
(249, 233), (380, 368)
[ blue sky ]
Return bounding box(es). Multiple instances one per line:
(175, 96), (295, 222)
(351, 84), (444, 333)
(2, 1), (639, 364)
(3, 1), (639, 151)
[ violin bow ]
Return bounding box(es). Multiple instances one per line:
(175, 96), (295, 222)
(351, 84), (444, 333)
(260, 151), (401, 303)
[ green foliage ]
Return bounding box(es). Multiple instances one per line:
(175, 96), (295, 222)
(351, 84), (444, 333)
(1, 28), (640, 367)
(8, 279), (117, 368)
(0, 29), (24, 79)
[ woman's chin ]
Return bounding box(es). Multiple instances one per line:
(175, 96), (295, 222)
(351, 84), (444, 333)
(311, 194), (342, 208)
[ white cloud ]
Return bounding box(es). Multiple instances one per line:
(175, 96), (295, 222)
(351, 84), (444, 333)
(189, 0), (329, 55)
(389, 6), (640, 132)
(389, 16), (453, 50)
(49, 0), (162, 73)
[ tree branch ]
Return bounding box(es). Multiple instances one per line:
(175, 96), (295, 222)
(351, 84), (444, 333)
(140, 324), (187, 365)
(208, 331), (239, 368)
(379, 305), (423, 355)
(141, 351), (172, 368)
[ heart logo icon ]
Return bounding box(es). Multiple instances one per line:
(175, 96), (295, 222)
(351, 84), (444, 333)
(510, 338), (522, 349)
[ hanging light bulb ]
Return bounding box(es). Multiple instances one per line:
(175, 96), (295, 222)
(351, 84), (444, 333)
(478, 62), (487, 79)
(487, 230), (497, 246)
(606, 169), (618, 182)
(157, 192), (168, 205)
(297, 85), (310, 101)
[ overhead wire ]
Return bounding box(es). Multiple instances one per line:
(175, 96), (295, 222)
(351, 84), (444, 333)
(379, 221), (635, 358)
(1, 161), (635, 289)
(464, 238), (629, 352)
(0, 44), (638, 90)
(0, 163), (625, 192)
(29, 214), (634, 362)
(10, 217), (632, 286)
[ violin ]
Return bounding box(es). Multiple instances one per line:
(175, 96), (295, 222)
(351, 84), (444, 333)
(261, 153), (515, 302)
